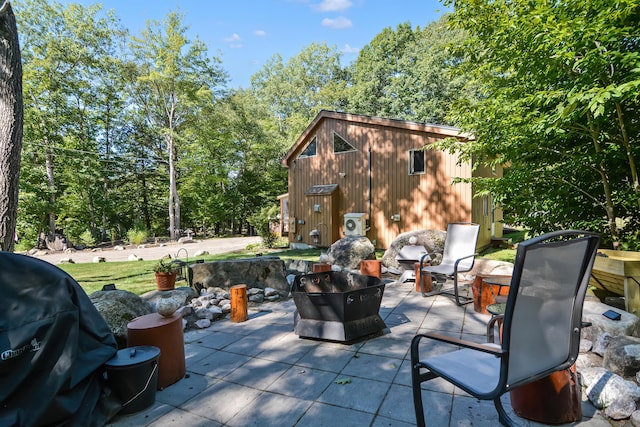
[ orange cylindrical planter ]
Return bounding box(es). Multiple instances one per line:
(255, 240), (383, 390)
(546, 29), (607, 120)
(230, 284), (248, 323)
(127, 313), (185, 390)
(313, 263), (332, 273)
(360, 260), (382, 278)
(414, 262), (432, 293)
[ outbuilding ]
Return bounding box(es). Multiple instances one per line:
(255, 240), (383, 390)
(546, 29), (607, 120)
(280, 110), (503, 249)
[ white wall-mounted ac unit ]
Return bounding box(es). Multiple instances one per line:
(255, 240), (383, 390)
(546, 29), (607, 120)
(344, 213), (366, 236)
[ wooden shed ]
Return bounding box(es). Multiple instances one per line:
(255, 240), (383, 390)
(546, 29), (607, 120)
(281, 110), (503, 250)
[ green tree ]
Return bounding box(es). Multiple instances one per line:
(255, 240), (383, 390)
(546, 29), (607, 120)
(0, 1), (22, 252)
(129, 11), (227, 240)
(348, 18), (469, 124)
(251, 42), (348, 146)
(17, 0), (124, 244)
(442, 0), (640, 247)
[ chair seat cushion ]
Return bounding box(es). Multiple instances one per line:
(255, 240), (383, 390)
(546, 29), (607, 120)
(421, 346), (502, 397)
(421, 263), (456, 275)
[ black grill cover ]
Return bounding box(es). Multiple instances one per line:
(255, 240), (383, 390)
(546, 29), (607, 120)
(0, 253), (120, 427)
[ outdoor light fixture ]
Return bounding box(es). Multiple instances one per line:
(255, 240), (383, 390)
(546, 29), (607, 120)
(309, 228), (321, 245)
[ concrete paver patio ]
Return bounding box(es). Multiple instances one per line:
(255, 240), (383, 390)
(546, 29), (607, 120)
(106, 280), (611, 427)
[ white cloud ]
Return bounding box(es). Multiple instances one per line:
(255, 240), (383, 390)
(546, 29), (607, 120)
(230, 43), (243, 49)
(341, 43), (359, 54)
(321, 16), (352, 29)
(314, 0), (352, 12)
(254, 29), (267, 37)
(224, 33), (242, 43)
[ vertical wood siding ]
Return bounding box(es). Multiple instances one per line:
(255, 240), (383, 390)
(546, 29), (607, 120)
(286, 113), (496, 249)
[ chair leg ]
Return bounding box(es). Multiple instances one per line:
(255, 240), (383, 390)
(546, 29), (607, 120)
(452, 274), (473, 306)
(494, 395), (518, 426)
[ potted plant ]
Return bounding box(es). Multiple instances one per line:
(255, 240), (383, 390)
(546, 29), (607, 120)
(153, 257), (178, 291)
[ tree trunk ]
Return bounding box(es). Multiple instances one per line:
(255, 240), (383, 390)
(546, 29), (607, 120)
(0, 1), (23, 252)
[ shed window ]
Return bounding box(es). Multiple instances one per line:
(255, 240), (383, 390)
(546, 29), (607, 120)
(409, 149), (426, 175)
(299, 136), (317, 158)
(333, 132), (356, 153)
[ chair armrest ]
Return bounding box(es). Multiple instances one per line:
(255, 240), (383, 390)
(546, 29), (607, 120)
(419, 253), (432, 270)
(453, 253), (477, 273)
(487, 314), (504, 343)
(412, 331), (505, 356)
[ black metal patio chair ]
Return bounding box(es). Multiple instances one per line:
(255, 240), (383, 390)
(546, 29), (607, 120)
(410, 230), (600, 426)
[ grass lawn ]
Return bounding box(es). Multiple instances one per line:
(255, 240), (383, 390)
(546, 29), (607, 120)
(59, 248), (324, 296)
(59, 232), (523, 297)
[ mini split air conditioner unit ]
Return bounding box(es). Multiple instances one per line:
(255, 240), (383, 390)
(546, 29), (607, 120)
(344, 213), (366, 236)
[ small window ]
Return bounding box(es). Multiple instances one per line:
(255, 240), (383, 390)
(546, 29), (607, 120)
(333, 132), (356, 153)
(299, 136), (317, 158)
(409, 149), (426, 175)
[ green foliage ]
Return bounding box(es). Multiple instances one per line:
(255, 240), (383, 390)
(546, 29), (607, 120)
(248, 205), (279, 249)
(152, 257), (178, 273)
(127, 228), (148, 246)
(78, 230), (96, 247)
(444, 0), (640, 244)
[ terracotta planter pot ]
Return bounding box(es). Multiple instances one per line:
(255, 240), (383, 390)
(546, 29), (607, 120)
(155, 272), (177, 291)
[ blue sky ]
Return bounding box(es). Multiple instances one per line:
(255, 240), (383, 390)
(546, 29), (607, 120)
(66, 0), (447, 88)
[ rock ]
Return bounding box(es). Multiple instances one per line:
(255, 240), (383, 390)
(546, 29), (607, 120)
(284, 259), (315, 274)
(326, 236), (376, 270)
(631, 409), (640, 427)
(467, 258), (514, 277)
(193, 250), (209, 257)
(582, 300), (640, 341)
(33, 250), (49, 256)
(59, 258), (75, 264)
(221, 303), (231, 313)
(128, 254), (141, 261)
(90, 289), (153, 348)
(194, 307), (214, 320)
(264, 287), (279, 297)
(605, 397), (637, 420)
(113, 245), (125, 251)
(93, 256), (106, 263)
(247, 287), (263, 296)
(249, 294), (264, 303)
(593, 333), (614, 356)
(381, 230), (446, 269)
(580, 339), (594, 353)
(190, 257), (288, 294)
(580, 367), (640, 409)
(576, 352), (604, 371)
(194, 319), (211, 329)
(177, 237), (195, 244)
(265, 295), (280, 302)
(603, 335), (640, 378)
(140, 287), (197, 312)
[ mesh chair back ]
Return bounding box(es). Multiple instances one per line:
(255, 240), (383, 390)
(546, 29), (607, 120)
(503, 232), (599, 386)
(441, 223), (480, 271)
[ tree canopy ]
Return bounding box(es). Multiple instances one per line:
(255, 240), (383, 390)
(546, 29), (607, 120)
(440, 0), (640, 247)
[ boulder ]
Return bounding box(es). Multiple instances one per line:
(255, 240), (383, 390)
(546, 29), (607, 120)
(580, 367), (640, 410)
(603, 335), (640, 378)
(89, 289), (153, 348)
(140, 287), (198, 313)
(581, 300), (640, 341)
(326, 236), (376, 270)
(381, 229), (446, 269)
(190, 256), (288, 294)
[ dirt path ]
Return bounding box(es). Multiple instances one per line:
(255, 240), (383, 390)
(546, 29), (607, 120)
(30, 236), (262, 265)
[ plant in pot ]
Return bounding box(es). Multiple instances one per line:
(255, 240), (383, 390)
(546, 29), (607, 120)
(153, 257), (178, 291)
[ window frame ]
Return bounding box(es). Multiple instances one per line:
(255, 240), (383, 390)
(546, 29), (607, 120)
(298, 135), (317, 159)
(332, 131), (356, 154)
(408, 149), (426, 175)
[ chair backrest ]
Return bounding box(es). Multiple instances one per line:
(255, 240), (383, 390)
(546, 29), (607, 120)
(441, 223), (480, 271)
(501, 230), (600, 387)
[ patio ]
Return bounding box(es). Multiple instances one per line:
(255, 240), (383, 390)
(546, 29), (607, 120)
(106, 279), (610, 427)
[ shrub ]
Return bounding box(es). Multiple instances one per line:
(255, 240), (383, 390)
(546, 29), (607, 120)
(127, 228), (148, 246)
(248, 205), (279, 249)
(78, 230), (95, 247)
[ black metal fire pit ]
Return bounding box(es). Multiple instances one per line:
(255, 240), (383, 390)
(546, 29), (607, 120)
(292, 271), (387, 342)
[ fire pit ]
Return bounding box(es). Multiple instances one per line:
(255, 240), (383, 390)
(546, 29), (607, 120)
(292, 271), (387, 342)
